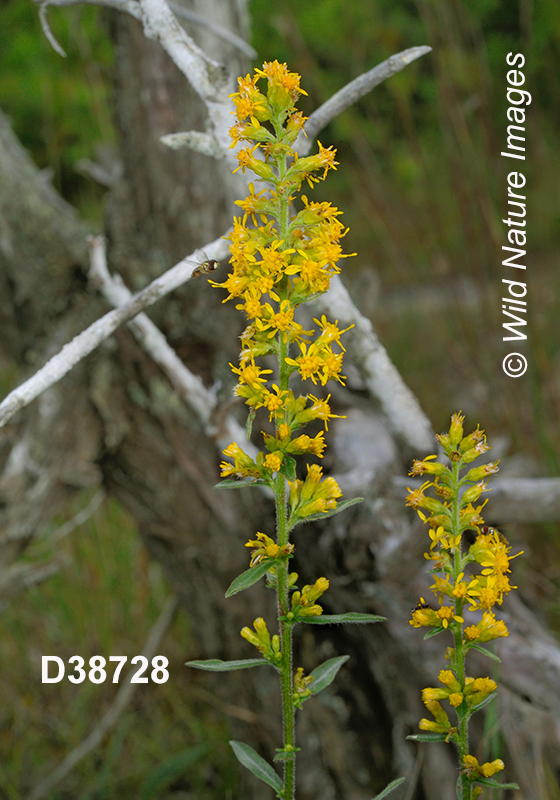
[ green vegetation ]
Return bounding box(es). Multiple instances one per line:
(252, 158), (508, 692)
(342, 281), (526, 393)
(0, 495), (237, 798)
(1, 0), (559, 794)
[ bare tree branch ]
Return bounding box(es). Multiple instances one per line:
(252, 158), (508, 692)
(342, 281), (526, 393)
(30, 5), (434, 451)
(393, 475), (560, 523)
(159, 129), (225, 157)
(36, 0), (236, 160)
(168, 2), (257, 59)
(0, 232), (432, 454)
(38, 0), (256, 58)
(297, 46), (433, 156)
(87, 236), (255, 457)
(25, 596), (178, 800)
(312, 275), (434, 451)
(0, 234), (230, 430)
(38, 2), (68, 57)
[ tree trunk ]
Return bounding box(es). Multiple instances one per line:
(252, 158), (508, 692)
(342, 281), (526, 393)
(1, 3), (559, 799)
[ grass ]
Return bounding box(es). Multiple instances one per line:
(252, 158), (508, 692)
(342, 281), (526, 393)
(0, 493), (238, 799)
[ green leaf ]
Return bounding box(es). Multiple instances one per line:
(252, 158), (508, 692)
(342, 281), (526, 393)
(473, 777), (519, 790)
(229, 741), (284, 796)
(273, 747), (300, 762)
(225, 560), (278, 598)
(300, 612), (386, 625)
(215, 478), (269, 490)
(282, 455), (297, 481)
(246, 407), (256, 439)
(467, 694), (496, 715)
(371, 777), (406, 799)
(465, 643), (501, 663)
(407, 733), (448, 742)
(185, 658), (271, 672)
(423, 627), (446, 639)
(308, 655), (350, 694)
(139, 745), (207, 800)
(289, 497), (364, 530)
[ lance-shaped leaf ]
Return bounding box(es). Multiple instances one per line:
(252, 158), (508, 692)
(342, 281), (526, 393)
(246, 407), (256, 439)
(473, 777), (519, 790)
(225, 560), (278, 598)
(300, 612), (386, 625)
(308, 655), (350, 695)
(465, 643), (501, 663)
(185, 658), (272, 671)
(423, 626), (445, 639)
(288, 497), (364, 531)
(372, 777), (406, 799)
(215, 478), (269, 490)
(229, 741), (284, 796)
(407, 732), (449, 743)
(467, 693), (496, 715)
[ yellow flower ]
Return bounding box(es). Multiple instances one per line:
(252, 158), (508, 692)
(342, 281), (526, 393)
(291, 577), (329, 617)
(435, 606), (463, 629)
(464, 611), (509, 643)
(464, 676), (497, 706)
(288, 464), (342, 519)
(449, 411), (465, 446)
(220, 443), (260, 478)
(264, 452), (283, 473)
(293, 666), (314, 707)
(419, 700), (450, 734)
(241, 618), (282, 663)
(409, 456), (448, 477)
(409, 599), (440, 629)
(245, 532), (294, 566)
(294, 394), (343, 431)
(262, 385), (289, 419)
(287, 432), (326, 458)
(462, 754), (504, 778)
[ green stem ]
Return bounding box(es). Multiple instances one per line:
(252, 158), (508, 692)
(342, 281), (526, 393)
(451, 461), (470, 800)
(275, 174), (295, 799)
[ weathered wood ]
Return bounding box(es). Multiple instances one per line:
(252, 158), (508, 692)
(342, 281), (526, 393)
(1, 3), (560, 799)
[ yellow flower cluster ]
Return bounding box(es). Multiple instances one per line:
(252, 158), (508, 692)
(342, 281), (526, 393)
(407, 413), (521, 788)
(293, 666), (314, 708)
(215, 64), (355, 700)
(240, 617), (282, 664)
(215, 62), (353, 507)
(245, 532), (294, 567)
(290, 577), (329, 618)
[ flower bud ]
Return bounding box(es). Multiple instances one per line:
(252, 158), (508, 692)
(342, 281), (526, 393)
(449, 412), (465, 446)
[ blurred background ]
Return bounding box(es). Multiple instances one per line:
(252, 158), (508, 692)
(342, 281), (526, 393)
(1, 0), (559, 797)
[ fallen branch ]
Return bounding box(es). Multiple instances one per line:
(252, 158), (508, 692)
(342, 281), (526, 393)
(168, 2), (256, 59)
(393, 475), (560, 523)
(0, 233), (229, 430)
(312, 275), (434, 451)
(38, 0), (236, 160)
(25, 596), (178, 800)
(297, 46), (432, 155)
(87, 236), (255, 457)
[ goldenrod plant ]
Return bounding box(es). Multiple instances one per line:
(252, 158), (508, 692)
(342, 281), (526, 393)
(185, 62), (403, 800)
(406, 413), (521, 799)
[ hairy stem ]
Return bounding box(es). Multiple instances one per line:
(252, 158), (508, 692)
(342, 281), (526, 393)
(275, 173), (295, 798)
(451, 461), (470, 800)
